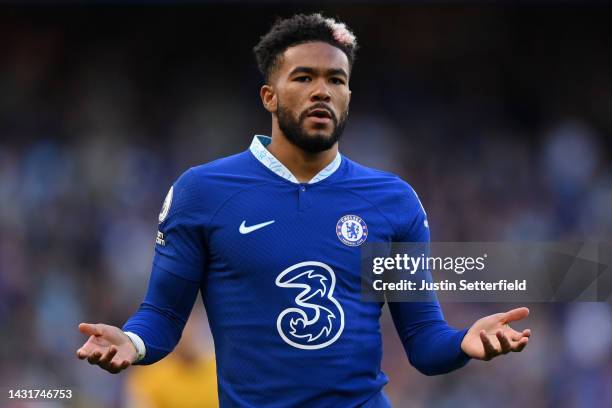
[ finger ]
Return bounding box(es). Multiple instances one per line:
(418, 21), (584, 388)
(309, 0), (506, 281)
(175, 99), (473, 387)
(507, 327), (532, 341)
(76, 336), (101, 357)
(98, 346), (117, 365)
(106, 362), (120, 374)
(512, 337), (529, 352)
(76, 346), (96, 359)
(496, 330), (512, 354)
(480, 330), (499, 360)
(507, 327), (524, 341)
(87, 350), (106, 365)
(107, 359), (130, 374)
(502, 307), (529, 324)
(77, 341), (93, 358)
(79, 323), (102, 337)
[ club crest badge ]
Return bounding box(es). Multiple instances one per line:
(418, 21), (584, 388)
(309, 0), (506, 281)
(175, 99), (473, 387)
(336, 214), (368, 246)
(158, 186), (173, 224)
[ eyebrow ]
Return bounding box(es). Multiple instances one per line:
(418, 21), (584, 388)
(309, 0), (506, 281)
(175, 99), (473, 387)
(288, 66), (349, 79)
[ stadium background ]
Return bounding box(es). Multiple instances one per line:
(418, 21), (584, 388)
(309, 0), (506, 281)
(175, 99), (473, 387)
(1, 2), (611, 407)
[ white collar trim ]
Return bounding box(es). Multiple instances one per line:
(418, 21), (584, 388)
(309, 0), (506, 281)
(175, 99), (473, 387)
(249, 135), (341, 184)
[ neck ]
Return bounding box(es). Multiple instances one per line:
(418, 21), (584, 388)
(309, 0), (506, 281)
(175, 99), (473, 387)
(267, 123), (338, 183)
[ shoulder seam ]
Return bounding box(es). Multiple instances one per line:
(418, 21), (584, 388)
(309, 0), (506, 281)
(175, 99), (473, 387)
(161, 167), (201, 220)
(343, 157), (407, 181)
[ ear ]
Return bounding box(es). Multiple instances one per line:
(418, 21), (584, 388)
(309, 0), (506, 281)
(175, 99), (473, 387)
(260, 84), (277, 113)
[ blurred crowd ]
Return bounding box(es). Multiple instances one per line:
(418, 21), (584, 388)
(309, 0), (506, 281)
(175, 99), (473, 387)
(0, 4), (611, 408)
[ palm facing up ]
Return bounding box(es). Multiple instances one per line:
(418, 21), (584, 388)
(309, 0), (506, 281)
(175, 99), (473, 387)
(461, 307), (531, 361)
(76, 323), (138, 373)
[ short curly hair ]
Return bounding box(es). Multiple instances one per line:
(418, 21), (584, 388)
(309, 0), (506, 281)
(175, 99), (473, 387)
(253, 13), (358, 83)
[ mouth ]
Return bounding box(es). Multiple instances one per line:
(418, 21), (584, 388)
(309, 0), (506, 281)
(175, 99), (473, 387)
(306, 108), (334, 125)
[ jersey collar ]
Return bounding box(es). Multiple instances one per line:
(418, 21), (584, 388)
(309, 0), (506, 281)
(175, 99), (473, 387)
(249, 135), (342, 184)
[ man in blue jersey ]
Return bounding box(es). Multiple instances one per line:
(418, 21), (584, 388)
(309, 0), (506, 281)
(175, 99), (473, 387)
(77, 13), (531, 407)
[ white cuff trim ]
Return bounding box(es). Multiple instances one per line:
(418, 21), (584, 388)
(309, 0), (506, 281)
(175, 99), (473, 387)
(124, 331), (146, 362)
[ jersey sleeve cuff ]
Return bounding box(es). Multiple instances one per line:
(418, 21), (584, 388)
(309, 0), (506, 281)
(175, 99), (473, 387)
(455, 327), (472, 365)
(124, 331), (147, 363)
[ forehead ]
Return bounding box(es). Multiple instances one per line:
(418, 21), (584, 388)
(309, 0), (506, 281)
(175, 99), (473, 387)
(277, 41), (349, 75)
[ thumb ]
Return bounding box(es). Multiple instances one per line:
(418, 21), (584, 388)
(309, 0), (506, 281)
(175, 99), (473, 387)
(502, 307), (529, 324)
(78, 323), (103, 337)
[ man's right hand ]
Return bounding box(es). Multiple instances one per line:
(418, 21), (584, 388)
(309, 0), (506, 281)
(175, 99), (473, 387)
(76, 323), (138, 374)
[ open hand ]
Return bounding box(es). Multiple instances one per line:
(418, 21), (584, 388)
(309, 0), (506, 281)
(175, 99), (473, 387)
(76, 323), (138, 374)
(461, 307), (531, 361)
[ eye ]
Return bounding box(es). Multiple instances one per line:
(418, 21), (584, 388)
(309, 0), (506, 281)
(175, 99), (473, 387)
(294, 76), (311, 82)
(330, 77), (346, 85)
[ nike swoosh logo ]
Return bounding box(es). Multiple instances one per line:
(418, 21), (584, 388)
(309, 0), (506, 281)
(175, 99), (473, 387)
(239, 220), (275, 234)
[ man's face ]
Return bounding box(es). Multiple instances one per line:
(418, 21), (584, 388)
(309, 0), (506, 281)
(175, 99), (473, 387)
(268, 41), (351, 153)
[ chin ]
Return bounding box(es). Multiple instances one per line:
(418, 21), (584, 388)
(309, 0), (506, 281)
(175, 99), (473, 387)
(298, 136), (338, 153)
(308, 132), (334, 141)
(304, 127), (334, 140)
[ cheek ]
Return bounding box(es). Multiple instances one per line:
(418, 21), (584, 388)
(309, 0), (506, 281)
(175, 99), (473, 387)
(335, 91), (351, 111)
(279, 90), (308, 117)
(279, 82), (308, 104)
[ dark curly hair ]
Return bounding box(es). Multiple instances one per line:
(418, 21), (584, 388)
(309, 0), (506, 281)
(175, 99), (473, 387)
(254, 13), (358, 83)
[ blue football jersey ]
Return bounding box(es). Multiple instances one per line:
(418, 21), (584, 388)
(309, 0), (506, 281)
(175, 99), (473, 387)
(124, 135), (469, 408)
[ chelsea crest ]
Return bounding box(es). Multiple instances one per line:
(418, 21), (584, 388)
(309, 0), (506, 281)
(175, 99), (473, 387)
(336, 215), (368, 247)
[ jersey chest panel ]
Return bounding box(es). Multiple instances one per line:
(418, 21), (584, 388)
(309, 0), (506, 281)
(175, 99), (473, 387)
(201, 184), (391, 356)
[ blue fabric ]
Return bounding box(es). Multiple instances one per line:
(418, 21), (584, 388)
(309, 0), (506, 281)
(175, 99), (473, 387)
(123, 265), (199, 364)
(123, 145), (470, 407)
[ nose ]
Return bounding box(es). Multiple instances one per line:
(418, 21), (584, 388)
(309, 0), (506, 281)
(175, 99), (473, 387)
(310, 79), (331, 102)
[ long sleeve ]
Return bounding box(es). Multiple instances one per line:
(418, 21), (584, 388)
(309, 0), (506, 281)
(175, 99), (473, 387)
(123, 266), (200, 365)
(123, 168), (206, 365)
(389, 182), (471, 375)
(388, 301), (470, 375)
